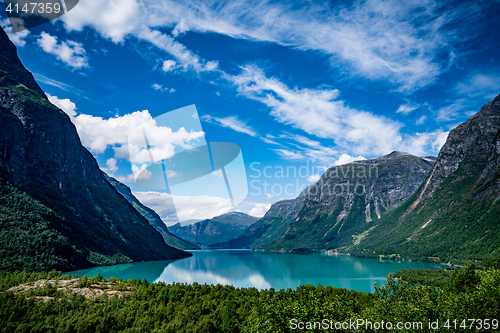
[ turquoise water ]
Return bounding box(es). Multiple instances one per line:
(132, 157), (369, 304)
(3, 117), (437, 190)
(68, 250), (445, 293)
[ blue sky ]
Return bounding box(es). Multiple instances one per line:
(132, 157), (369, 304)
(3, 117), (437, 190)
(2, 0), (500, 223)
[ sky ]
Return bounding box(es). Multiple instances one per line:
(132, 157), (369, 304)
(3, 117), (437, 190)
(1, 0), (500, 224)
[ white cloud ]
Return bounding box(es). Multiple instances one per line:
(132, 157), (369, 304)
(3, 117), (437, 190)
(162, 60), (176, 72)
(60, 0), (481, 89)
(435, 100), (465, 122)
(228, 65), (402, 156)
(45, 95), (204, 165)
(134, 191), (234, 221)
(132, 163), (151, 180)
(211, 170), (223, 178)
(202, 115), (257, 137)
(1, 18), (29, 47)
(103, 158), (118, 173)
(265, 193), (274, 200)
(172, 19), (189, 37)
(137, 27), (218, 73)
(416, 115), (427, 125)
(61, 0), (141, 43)
(37, 32), (88, 69)
(71, 110), (151, 154)
(402, 129), (449, 155)
(46, 93), (77, 116)
(248, 203), (271, 217)
(170, 88), (176, 93)
(432, 131), (449, 152)
(152, 83), (163, 90)
(334, 154), (367, 166)
(307, 174), (321, 183)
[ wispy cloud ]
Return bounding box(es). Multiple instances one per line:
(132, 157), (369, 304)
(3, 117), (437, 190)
(141, 0), (479, 90)
(59, 0), (482, 89)
(137, 27), (218, 73)
(455, 73), (500, 99)
(33, 73), (77, 92)
(397, 102), (419, 115)
(151, 83), (175, 93)
(435, 100), (466, 122)
(416, 115), (427, 125)
(227, 65), (402, 156)
(202, 114), (257, 137)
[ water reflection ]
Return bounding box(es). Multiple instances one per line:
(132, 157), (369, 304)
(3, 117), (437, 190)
(68, 250), (445, 293)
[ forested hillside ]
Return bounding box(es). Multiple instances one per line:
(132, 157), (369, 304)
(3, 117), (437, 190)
(351, 94), (500, 264)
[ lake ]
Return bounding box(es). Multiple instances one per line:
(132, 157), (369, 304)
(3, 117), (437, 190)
(69, 250), (445, 293)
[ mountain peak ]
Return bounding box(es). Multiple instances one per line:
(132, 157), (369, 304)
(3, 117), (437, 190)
(0, 27), (45, 98)
(351, 93), (500, 263)
(383, 151), (412, 158)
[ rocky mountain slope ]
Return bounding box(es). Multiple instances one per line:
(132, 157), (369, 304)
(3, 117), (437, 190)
(170, 212), (258, 246)
(104, 175), (199, 250)
(351, 94), (500, 264)
(0, 27), (190, 271)
(259, 152), (436, 252)
(211, 194), (306, 249)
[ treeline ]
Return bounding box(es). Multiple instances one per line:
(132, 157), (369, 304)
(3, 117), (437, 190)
(0, 265), (499, 332)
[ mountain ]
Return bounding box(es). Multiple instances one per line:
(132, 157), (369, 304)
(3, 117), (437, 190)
(259, 152), (436, 252)
(211, 194), (306, 249)
(350, 94), (500, 264)
(104, 174), (199, 250)
(169, 212), (259, 246)
(0, 27), (190, 271)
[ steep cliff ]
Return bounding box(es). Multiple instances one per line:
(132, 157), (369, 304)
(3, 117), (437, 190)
(104, 174), (199, 250)
(352, 94), (500, 264)
(0, 27), (190, 271)
(260, 152), (435, 252)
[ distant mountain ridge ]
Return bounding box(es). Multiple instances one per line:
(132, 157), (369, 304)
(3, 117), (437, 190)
(170, 212), (259, 246)
(104, 174), (199, 251)
(0, 26), (190, 271)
